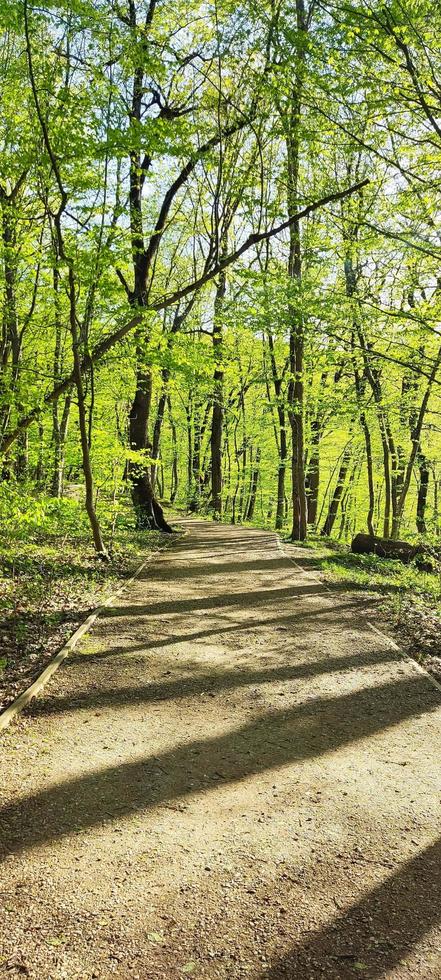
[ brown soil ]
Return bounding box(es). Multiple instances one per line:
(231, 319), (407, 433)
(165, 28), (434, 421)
(1, 521), (441, 979)
(0, 536), (165, 714)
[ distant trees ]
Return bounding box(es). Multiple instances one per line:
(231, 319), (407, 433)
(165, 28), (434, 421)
(1, 0), (441, 547)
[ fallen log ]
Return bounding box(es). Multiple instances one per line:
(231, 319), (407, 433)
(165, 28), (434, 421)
(351, 532), (439, 569)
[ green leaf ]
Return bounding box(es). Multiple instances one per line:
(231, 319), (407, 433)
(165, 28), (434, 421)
(182, 962), (197, 974)
(146, 932), (164, 944)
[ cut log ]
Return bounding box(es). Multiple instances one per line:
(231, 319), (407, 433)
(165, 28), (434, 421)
(351, 532), (439, 569)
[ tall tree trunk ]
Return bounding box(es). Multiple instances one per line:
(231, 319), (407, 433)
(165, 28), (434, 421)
(416, 454), (429, 535)
(0, 188), (25, 474)
(67, 266), (108, 557)
(128, 361), (173, 531)
(50, 263), (71, 497)
(352, 358), (375, 536)
(344, 248), (393, 538)
(264, 328), (288, 530)
(321, 444), (352, 537)
(392, 342), (441, 536)
(305, 418), (320, 526)
(35, 422), (44, 485)
(361, 413), (375, 536)
(245, 447), (261, 521)
(151, 375), (168, 491)
(51, 394), (71, 498)
(285, 0), (308, 542)
(124, 4), (173, 533)
(167, 395), (179, 503)
(210, 261), (227, 520)
(287, 227), (307, 540)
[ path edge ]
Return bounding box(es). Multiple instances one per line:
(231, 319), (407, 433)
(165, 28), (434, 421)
(0, 549), (161, 733)
(276, 532), (441, 696)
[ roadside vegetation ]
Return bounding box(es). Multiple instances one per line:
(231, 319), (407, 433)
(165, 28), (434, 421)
(0, 484), (167, 710)
(1, 0), (441, 707)
(294, 536), (441, 682)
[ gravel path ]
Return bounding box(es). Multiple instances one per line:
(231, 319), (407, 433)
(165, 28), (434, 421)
(1, 521), (441, 979)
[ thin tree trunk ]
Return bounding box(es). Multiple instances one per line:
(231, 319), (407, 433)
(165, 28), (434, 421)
(305, 418), (320, 526)
(321, 444), (352, 537)
(67, 267), (108, 556)
(285, 0), (308, 542)
(352, 360), (375, 537)
(361, 413), (375, 536)
(245, 447), (261, 521)
(210, 259), (227, 519)
(416, 454), (429, 535)
(392, 342), (441, 536)
(151, 379), (168, 490)
(167, 395), (179, 503)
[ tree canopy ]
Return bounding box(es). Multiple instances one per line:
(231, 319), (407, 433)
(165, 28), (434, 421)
(1, 0), (441, 549)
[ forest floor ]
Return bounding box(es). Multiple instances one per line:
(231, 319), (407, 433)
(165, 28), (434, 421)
(0, 523), (168, 713)
(298, 539), (441, 685)
(1, 520), (441, 979)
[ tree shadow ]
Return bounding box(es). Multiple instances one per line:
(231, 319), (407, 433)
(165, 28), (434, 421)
(67, 598), (364, 665)
(103, 582), (340, 620)
(29, 646), (400, 717)
(145, 556), (299, 580)
(2, 671), (439, 860)
(259, 836), (441, 978)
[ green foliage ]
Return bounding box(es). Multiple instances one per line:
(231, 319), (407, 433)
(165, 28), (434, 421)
(1, 0), (441, 552)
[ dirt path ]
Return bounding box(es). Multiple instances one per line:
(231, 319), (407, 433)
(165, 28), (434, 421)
(1, 522), (441, 980)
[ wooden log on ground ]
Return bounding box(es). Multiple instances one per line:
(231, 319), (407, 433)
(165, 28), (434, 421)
(351, 533), (439, 569)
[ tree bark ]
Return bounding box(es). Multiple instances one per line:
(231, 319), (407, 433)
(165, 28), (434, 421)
(210, 262), (227, 520)
(67, 268), (108, 556)
(416, 454), (429, 535)
(352, 532), (437, 567)
(285, 0), (308, 542)
(128, 362), (173, 532)
(245, 447), (261, 521)
(305, 418), (320, 526)
(321, 444), (352, 537)
(264, 327), (288, 530)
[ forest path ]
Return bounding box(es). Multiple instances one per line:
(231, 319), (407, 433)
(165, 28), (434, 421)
(1, 521), (441, 979)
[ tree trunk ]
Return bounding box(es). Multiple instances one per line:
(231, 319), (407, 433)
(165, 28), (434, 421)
(210, 261), (227, 520)
(361, 413), (375, 536)
(264, 326), (288, 531)
(128, 362), (173, 532)
(285, 0), (308, 542)
(67, 267), (108, 557)
(245, 447), (261, 521)
(167, 395), (179, 503)
(352, 532), (437, 567)
(321, 444), (351, 537)
(352, 361), (375, 537)
(305, 418), (320, 526)
(345, 253), (392, 539)
(416, 454), (429, 535)
(151, 377), (168, 490)
(51, 394), (71, 497)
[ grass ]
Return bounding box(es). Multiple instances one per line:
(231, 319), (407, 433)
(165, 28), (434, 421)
(305, 538), (441, 609)
(0, 485), (173, 708)
(284, 534), (441, 674)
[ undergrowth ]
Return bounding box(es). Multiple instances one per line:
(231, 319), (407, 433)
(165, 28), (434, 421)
(307, 539), (441, 611)
(0, 483), (169, 710)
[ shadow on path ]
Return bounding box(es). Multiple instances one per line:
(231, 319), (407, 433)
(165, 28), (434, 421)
(30, 647), (400, 717)
(102, 583), (334, 620)
(2, 672), (439, 860)
(259, 836), (441, 978)
(67, 599), (363, 667)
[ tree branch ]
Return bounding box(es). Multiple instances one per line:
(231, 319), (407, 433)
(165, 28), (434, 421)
(0, 177), (369, 453)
